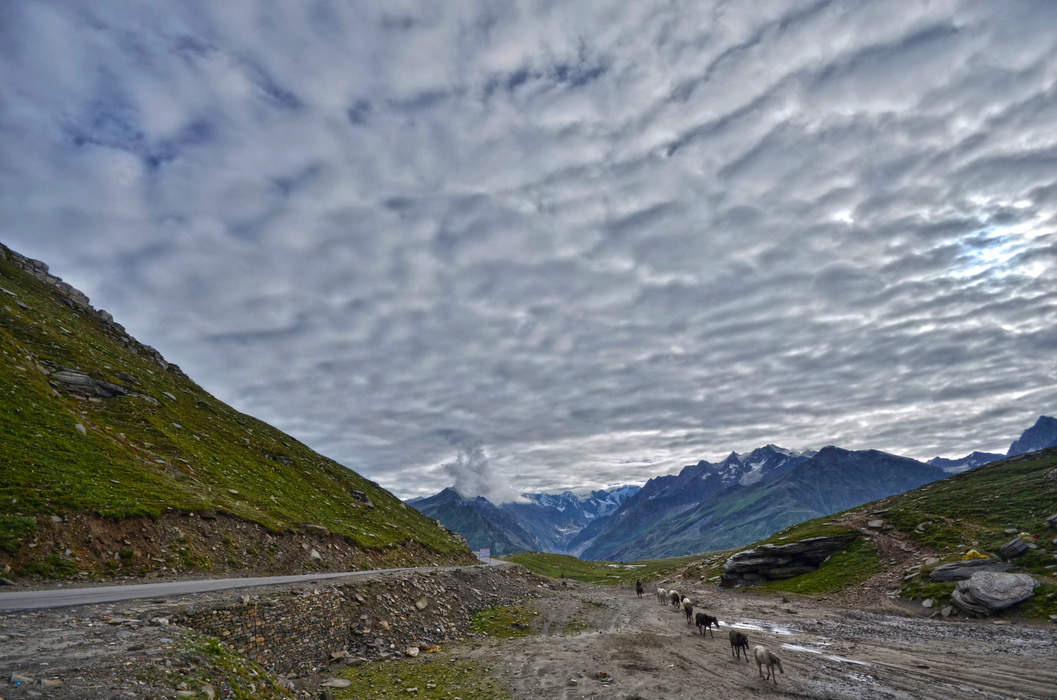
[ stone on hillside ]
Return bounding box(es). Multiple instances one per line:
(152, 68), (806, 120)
(867, 519), (885, 529)
(924, 556), (940, 566)
(405, 646), (420, 657)
(74, 423), (86, 436)
(309, 549), (322, 560)
(301, 523), (330, 535)
(49, 368), (131, 398)
(999, 537), (1029, 560)
(922, 598), (934, 608)
(952, 572), (1037, 615)
(322, 678), (351, 688)
(415, 597), (428, 610)
(720, 534), (856, 587)
(1047, 513), (1057, 530)
(930, 558), (1011, 581)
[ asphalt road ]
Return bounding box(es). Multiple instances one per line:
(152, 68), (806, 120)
(0, 558), (507, 612)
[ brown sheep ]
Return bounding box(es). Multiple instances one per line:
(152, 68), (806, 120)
(729, 630), (749, 660)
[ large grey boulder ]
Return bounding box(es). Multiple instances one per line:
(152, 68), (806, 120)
(721, 534), (857, 587)
(929, 558), (1011, 582)
(998, 537), (1029, 560)
(48, 368), (130, 398)
(951, 572), (1037, 615)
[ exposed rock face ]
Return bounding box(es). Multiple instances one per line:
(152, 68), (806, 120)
(929, 558), (1011, 582)
(48, 368), (131, 398)
(951, 572), (1037, 615)
(998, 537), (1029, 560)
(720, 534), (857, 587)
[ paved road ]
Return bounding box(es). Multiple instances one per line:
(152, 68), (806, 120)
(0, 559), (508, 612)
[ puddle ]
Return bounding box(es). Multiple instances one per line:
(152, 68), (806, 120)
(781, 643), (871, 666)
(719, 619), (797, 636)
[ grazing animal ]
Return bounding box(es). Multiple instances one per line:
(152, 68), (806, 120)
(753, 645), (784, 684)
(656, 588), (667, 603)
(695, 612), (719, 638)
(669, 590), (681, 607)
(729, 630), (749, 660)
(682, 597), (693, 625)
(635, 580), (644, 598)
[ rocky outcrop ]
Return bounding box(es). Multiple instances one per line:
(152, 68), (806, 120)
(47, 367), (132, 399)
(720, 533), (857, 587)
(998, 537), (1029, 560)
(951, 571), (1037, 615)
(929, 558), (1010, 582)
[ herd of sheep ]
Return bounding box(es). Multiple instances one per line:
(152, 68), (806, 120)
(651, 584), (784, 684)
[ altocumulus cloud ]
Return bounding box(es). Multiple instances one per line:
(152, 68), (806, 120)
(3, 1), (1057, 501)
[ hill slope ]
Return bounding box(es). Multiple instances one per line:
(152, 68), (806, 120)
(408, 488), (543, 555)
(592, 447), (947, 560)
(0, 243), (474, 579)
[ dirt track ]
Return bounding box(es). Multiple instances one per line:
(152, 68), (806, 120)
(460, 581), (1057, 699)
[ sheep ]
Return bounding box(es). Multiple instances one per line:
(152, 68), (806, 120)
(656, 587), (667, 604)
(729, 630), (749, 660)
(682, 597), (694, 625)
(669, 590), (681, 607)
(753, 645), (784, 684)
(695, 611), (719, 638)
(635, 579), (644, 598)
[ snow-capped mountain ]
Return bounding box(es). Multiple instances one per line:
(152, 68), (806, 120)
(1007, 415), (1057, 456)
(927, 451), (1003, 474)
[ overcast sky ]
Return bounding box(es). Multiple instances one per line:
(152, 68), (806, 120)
(3, 1), (1057, 502)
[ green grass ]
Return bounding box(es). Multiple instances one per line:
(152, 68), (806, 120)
(337, 654), (511, 700)
(759, 537), (881, 595)
(0, 246), (472, 568)
(172, 634), (291, 699)
(470, 604), (537, 638)
(502, 551), (708, 585)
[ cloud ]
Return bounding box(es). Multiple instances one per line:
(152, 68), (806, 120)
(3, 1), (1056, 499)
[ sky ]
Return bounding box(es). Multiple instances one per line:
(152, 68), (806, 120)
(3, 1), (1057, 503)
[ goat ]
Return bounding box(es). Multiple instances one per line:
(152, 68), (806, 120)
(753, 645), (784, 684)
(635, 580), (644, 598)
(695, 611), (719, 638)
(682, 597), (693, 625)
(656, 587), (667, 604)
(669, 590), (681, 607)
(729, 630), (749, 660)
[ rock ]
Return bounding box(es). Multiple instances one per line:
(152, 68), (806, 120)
(0, 578), (16, 586)
(1004, 528), (1018, 534)
(941, 605), (953, 618)
(867, 519), (885, 528)
(930, 559), (1011, 581)
(922, 598), (934, 608)
(176, 692), (195, 698)
(10, 672), (34, 685)
(378, 620), (390, 631)
(721, 534), (857, 586)
(163, 391), (177, 401)
(405, 687), (418, 693)
(74, 423), (86, 436)
(404, 646), (420, 657)
(415, 597), (428, 611)
(149, 617), (170, 626)
(201, 683), (215, 700)
(227, 489), (239, 496)
(310, 549), (322, 560)
(321, 678), (351, 688)
(567, 679), (579, 687)
(952, 572), (1037, 615)
(39, 679), (62, 688)
(49, 514), (62, 523)
(49, 368), (131, 398)
(924, 557), (940, 566)
(1047, 513), (1057, 530)
(999, 537), (1029, 560)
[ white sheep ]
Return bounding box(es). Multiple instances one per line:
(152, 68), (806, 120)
(753, 645), (784, 684)
(681, 597), (693, 625)
(656, 587), (667, 603)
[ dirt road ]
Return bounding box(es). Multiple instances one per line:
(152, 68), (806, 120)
(460, 581), (1057, 699)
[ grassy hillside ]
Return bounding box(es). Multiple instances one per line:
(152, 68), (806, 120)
(0, 244), (472, 574)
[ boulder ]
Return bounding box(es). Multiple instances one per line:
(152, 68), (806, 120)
(998, 537), (1029, 560)
(867, 519), (885, 529)
(48, 368), (130, 398)
(720, 534), (857, 587)
(951, 572), (1036, 615)
(1047, 513), (1057, 530)
(929, 558), (1011, 582)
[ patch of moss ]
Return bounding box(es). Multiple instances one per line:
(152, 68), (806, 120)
(176, 633), (291, 699)
(337, 653), (511, 700)
(19, 552), (78, 578)
(0, 514), (36, 554)
(470, 604), (537, 638)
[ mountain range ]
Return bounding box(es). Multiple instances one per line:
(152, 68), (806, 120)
(410, 416), (1057, 560)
